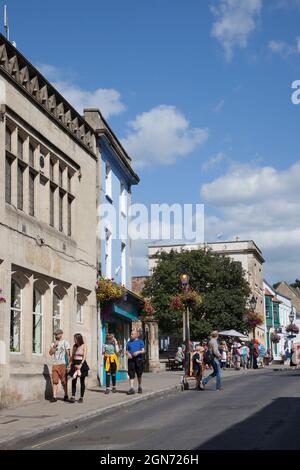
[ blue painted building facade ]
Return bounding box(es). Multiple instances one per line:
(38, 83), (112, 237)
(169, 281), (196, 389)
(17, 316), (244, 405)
(84, 109), (142, 383)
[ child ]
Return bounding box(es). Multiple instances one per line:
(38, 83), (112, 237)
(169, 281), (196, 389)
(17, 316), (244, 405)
(192, 343), (204, 390)
(220, 341), (227, 369)
(103, 333), (119, 394)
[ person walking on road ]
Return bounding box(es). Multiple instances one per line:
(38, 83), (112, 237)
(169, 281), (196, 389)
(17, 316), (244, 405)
(68, 333), (89, 403)
(232, 340), (241, 370)
(201, 331), (222, 391)
(103, 333), (119, 394)
(126, 330), (145, 395)
(192, 344), (204, 390)
(49, 329), (70, 403)
(240, 342), (249, 370)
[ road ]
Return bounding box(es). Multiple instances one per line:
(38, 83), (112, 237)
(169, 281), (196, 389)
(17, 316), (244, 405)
(19, 368), (300, 450)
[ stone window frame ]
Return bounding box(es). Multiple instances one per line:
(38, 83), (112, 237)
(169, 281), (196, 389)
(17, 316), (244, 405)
(4, 117), (76, 234)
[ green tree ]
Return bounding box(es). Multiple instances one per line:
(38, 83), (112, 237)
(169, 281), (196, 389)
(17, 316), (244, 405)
(143, 249), (251, 339)
(291, 279), (300, 289)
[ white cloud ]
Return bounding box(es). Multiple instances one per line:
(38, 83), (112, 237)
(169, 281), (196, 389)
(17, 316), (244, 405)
(213, 98), (225, 113)
(202, 152), (226, 172)
(201, 161), (300, 282)
(122, 105), (208, 168)
(268, 38), (300, 57)
(211, 0), (263, 61)
(37, 64), (125, 118)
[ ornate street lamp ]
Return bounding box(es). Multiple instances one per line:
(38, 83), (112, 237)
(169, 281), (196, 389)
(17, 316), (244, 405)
(250, 295), (257, 311)
(289, 309), (295, 325)
(180, 273), (190, 375)
(180, 274), (190, 291)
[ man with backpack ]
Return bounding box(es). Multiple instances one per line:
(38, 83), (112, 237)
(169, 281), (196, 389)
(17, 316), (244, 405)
(201, 331), (222, 391)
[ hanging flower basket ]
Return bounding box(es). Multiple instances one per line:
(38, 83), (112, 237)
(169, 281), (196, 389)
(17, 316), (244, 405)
(286, 323), (300, 334)
(270, 332), (281, 344)
(140, 298), (156, 320)
(244, 310), (264, 329)
(170, 290), (202, 311)
(96, 277), (125, 306)
(0, 289), (6, 304)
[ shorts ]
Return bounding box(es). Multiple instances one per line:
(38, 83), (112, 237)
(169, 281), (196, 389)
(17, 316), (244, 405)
(52, 364), (67, 385)
(128, 358), (144, 379)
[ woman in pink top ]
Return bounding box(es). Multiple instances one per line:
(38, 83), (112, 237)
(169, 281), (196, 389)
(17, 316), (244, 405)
(68, 333), (89, 403)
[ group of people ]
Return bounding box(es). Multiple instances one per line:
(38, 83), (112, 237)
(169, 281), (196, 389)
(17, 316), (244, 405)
(49, 328), (145, 403)
(174, 331), (277, 392)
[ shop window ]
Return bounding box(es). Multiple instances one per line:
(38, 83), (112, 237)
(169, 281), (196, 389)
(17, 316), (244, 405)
(121, 242), (126, 286)
(59, 190), (64, 232)
(17, 164), (24, 210)
(5, 157), (12, 204)
(53, 292), (62, 336)
(50, 185), (55, 227)
(76, 300), (83, 324)
(67, 197), (72, 236)
(105, 228), (112, 279)
(29, 143), (35, 167)
(33, 288), (43, 354)
(10, 280), (22, 352)
(29, 170), (35, 216)
(120, 182), (126, 215)
(105, 161), (112, 199)
(18, 135), (24, 160)
(6, 126), (12, 151)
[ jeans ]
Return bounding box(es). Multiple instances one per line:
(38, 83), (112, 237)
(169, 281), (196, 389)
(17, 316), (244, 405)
(202, 358), (222, 390)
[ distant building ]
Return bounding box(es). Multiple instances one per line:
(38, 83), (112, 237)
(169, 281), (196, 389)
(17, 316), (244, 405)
(148, 240), (266, 343)
(274, 281), (300, 319)
(0, 34), (98, 406)
(84, 109), (143, 383)
(264, 281), (300, 361)
(132, 276), (148, 296)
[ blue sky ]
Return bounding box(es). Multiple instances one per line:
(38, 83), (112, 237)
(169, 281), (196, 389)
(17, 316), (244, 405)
(3, 0), (300, 282)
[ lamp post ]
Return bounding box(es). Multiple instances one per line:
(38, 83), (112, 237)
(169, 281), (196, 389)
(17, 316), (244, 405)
(180, 273), (190, 375)
(250, 295), (257, 340)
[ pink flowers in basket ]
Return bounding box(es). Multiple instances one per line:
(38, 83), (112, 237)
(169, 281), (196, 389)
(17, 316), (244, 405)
(170, 290), (202, 311)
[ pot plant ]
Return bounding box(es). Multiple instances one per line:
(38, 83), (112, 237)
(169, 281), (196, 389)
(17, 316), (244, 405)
(270, 332), (281, 344)
(140, 298), (156, 321)
(245, 310), (264, 339)
(170, 290), (202, 311)
(96, 277), (125, 306)
(286, 323), (300, 334)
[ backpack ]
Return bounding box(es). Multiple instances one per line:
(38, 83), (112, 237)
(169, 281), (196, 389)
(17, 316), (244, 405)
(203, 349), (214, 365)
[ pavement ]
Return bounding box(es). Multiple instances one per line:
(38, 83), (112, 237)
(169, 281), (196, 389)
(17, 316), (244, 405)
(0, 367), (264, 449)
(10, 366), (300, 451)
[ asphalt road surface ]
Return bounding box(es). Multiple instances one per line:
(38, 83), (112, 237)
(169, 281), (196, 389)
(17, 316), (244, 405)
(20, 368), (300, 450)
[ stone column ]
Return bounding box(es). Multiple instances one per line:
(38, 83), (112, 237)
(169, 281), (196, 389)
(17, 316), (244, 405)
(142, 319), (160, 373)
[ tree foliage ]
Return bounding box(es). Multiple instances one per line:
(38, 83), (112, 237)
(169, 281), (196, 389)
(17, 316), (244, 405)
(291, 279), (300, 289)
(143, 249), (251, 339)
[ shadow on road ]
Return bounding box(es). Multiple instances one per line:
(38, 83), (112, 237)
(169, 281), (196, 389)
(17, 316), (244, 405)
(197, 395), (300, 450)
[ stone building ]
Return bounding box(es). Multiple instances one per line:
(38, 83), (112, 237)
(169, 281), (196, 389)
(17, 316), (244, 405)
(84, 109), (144, 383)
(0, 34), (98, 407)
(148, 240), (266, 344)
(274, 281), (300, 318)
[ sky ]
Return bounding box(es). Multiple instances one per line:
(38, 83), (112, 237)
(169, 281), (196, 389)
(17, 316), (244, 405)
(2, 0), (300, 283)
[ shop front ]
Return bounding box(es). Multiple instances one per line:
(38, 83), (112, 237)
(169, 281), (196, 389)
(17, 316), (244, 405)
(101, 291), (144, 382)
